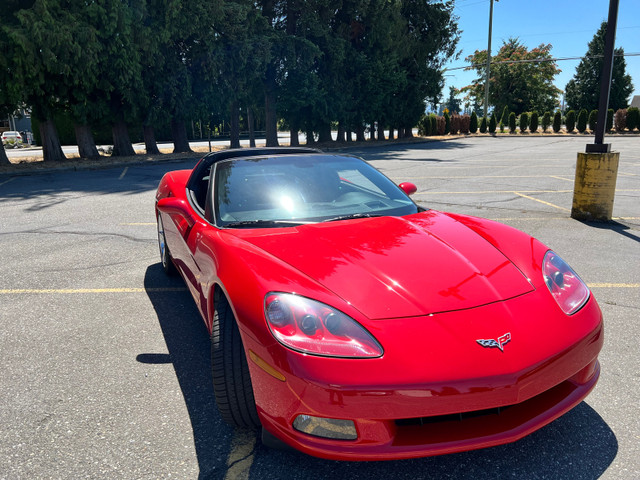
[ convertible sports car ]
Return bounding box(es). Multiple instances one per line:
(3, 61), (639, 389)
(155, 147), (603, 460)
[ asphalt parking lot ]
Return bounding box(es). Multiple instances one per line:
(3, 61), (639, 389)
(0, 136), (638, 479)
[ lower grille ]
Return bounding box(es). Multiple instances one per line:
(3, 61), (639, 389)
(395, 405), (511, 427)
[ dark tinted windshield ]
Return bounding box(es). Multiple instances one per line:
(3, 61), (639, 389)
(213, 154), (418, 227)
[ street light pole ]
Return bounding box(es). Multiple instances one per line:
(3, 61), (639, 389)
(484, 0), (495, 118)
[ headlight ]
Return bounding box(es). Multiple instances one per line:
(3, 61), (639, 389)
(264, 293), (383, 358)
(542, 251), (590, 315)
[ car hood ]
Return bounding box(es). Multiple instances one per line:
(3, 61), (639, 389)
(232, 211), (535, 319)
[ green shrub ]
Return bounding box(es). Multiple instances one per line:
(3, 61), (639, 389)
(577, 109), (588, 133)
(479, 116), (487, 133)
(417, 114), (430, 136)
(542, 112), (551, 132)
(489, 114), (497, 134)
(499, 106), (509, 133)
(430, 114), (438, 135)
(444, 111), (451, 134)
(509, 112), (517, 133)
(470, 112), (478, 133)
(552, 111), (561, 132)
(588, 109), (598, 132)
(607, 108), (614, 132)
(519, 112), (529, 133)
(529, 111), (539, 133)
(565, 110), (576, 133)
(627, 107), (640, 131)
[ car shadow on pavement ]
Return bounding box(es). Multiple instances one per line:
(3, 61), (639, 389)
(142, 264), (617, 480)
(142, 263), (237, 479)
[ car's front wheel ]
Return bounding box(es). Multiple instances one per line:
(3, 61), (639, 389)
(157, 213), (177, 275)
(211, 289), (260, 429)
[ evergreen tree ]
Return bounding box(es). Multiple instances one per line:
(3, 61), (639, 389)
(542, 111), (551, 132)
(577, 109), (588, 133)
(627, 107), (640, 131)
(566, 110), (577, 133)
(469, 111), (478, 133)
(488, 114), (497, 134)
(479, 116), (487, 133)
(552, 111), (561, 133)
(508, 112), (516, 133)
(499, 106), (509, 132)
(519, 112), (529, 133)
(565, 22), (634, 111)
(529, 111), (539, 133)
(607, 108), (614, 132)
(588, 110), (598, 132)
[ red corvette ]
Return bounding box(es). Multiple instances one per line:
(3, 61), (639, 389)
(155, 148), (603, 460)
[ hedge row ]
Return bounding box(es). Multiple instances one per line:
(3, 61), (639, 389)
(418, 107), (639, 136)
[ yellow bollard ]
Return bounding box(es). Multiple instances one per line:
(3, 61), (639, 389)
(571, 151), (620, 221)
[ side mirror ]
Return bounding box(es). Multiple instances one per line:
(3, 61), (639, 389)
(399, 182), (417, 196)
(157, 197), (196, 229)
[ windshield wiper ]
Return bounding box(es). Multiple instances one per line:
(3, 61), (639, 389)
(223, 219), (308, 228)
(322, 213), (384, 223)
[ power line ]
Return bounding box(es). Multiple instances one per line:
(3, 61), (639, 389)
(445, 52), (640, 72)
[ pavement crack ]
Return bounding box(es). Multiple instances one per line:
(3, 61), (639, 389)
(0, 228), (154, 244)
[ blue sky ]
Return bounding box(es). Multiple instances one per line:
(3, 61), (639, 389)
(444, 0), (640, 108)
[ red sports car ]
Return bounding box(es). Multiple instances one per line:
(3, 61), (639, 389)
(155, 148), (603, 460)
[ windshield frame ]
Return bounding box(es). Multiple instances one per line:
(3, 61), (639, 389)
(211, 153), (420, 229)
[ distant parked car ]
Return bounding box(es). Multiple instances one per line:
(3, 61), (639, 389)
(1, 131), (23, 148)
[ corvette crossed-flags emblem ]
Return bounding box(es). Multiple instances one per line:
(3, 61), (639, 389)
(476, 332), (512, 352)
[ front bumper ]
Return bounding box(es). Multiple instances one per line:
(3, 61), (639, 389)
(244, 294), (603, 460)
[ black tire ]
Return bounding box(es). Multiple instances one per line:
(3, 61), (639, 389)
(157, 214), (177, 276)
(211, 290), (260, 428)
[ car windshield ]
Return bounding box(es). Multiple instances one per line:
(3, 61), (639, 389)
(213, 154), (418, 227)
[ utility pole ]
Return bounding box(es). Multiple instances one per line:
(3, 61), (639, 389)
(484, 0), (495, 118)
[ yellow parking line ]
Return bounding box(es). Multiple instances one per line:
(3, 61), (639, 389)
(407, 175), (571, 179)
(588, 283), (639, 288)
(549, 175), (574, 182)
(0, 287), (187, 294)
(415, 189), (639, 195)
(414, 190), (573, 195)
(118, 167), (129, 180)
(514, 192), (570, 212)
(120, 222), (156, 226)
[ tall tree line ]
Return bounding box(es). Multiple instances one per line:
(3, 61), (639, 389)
(0, 0), (459, 162)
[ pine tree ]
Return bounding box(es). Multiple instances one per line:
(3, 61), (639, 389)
(565, 22), (634, 111)
(552, 111), (562, 133)
(470, 112), (478, 133)
(566, 110), (577, 133)
(529, 111), (539, 133)
(509, 112), (517, 133)
(577, 109), (588, 133)
(542, 112), (551, 133)
(588, 110), (598, 132)
(519, 112), (529, 133)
